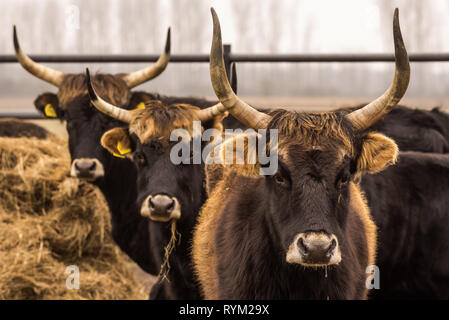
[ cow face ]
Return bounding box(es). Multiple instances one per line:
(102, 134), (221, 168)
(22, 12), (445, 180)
(205, 7), (408, 268)
(33, 75), (153, 181)
(211, 111), (398, 267)
(100, 101), (225, 223)
(14, 26), (170, 181)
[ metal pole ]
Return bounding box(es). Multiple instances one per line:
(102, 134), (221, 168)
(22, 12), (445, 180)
(223, 44), (232, 82)
(3, 53), (449, 63)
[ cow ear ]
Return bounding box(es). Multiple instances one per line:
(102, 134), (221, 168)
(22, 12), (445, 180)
(357, 132), (398, 174)
(34, 93), (61, 118)
(128, 91), (154, 110)
(206, 132), (261, 180)
(210, 111), (229, 133)
(101, 127), (133, 159)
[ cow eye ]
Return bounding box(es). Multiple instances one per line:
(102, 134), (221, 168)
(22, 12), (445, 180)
(135, 152), (146, 166)
(274, 173), (288, 187)
(337, 171), (350, 187)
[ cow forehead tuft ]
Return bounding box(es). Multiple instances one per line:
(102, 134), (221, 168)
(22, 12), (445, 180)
(57, 73), (130, 110)
(268, 110), (355, 156)
(129, 102), (201, 144)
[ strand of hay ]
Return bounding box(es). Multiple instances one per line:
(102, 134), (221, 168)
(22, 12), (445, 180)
(156, 220), (181, 283)
(0, 135), (147, 299)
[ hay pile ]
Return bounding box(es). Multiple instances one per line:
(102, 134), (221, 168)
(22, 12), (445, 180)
(0, 134), (147, 299)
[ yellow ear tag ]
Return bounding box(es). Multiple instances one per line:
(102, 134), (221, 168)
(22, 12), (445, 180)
(44, 104), (57, 118)
(117, 141), (131, 155)
(135, 102), (146, 110)
(112, 152), (125, 158)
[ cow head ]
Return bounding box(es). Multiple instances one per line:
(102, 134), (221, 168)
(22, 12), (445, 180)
(86, 70), (228, 224)
(207, 8), (409, 267)
(14, 26), (170, 181)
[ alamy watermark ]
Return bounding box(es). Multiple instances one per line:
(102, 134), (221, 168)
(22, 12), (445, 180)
(65, 265), (80, 290)
(366, 265), (380, 289)
(169, 121), (279, 175)
(65, 4), (80, 30)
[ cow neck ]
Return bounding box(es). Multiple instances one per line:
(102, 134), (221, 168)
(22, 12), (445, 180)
(96, 159), (138, 221)
(147, 168), (208, 299)
(92, 158), (156, 274)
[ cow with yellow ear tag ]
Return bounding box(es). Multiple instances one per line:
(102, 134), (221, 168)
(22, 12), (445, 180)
(86, 66), (234, 299)
(15, 24), (243, 286)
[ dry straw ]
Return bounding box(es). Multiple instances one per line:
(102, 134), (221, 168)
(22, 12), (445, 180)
(0, 133), (147, 299)
(156, 220), (181, 283)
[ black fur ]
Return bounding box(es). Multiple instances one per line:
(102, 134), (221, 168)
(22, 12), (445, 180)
(213, 160), (368, 299)
(0, 119), (49, 139)
(344, 105), (449, 153)
(362, 152), (449, 299)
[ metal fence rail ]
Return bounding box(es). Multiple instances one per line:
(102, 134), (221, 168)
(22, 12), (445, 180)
(2, 53), (449, 63)
(2, 44), (449, 119)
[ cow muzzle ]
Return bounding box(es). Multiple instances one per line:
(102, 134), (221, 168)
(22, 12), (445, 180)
(286, 232), (341, 267)
(140, 194), (181, 222)
(70, 158), (104, 180)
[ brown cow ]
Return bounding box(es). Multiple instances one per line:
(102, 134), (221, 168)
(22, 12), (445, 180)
(192, 8), (410, 299)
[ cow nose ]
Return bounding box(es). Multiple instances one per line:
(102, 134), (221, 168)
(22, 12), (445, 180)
(141, 194), (181, 222)
(149, 195), (174, 215)
(286, 232), (341, 266)
(297, 233), (338, 265)
(70, 158), (104, 179)
(75, 160), (96, 172)
(298, 234), (335, 258)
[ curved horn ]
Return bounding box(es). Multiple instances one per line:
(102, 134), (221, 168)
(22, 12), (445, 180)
(209, 8), (271, 129)
(195, 102), (229, 122)
(86, 68), (133, 123)
(346, 8), (410, 131)
(122, 28), (171, 89)
(195, 62), (239, 122)
(13, 26), (65, 87)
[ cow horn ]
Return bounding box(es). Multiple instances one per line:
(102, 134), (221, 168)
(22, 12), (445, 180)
(13, 26), (65, 87)
(122, 28), (171, 89)
(209, 8), (271, 129)
(195, 62), (239, 121)
(195, 102), (229, 121)
(86, 69), (133, 123)
(346, 8), (410, 131)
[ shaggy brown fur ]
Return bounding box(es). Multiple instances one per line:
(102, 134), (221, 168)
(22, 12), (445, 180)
(357, 132), (399, 174)
(102, 101), (226, 154)
(349, 184), (378, 269)
(129, 101), (211, 143)
(58, 73), (130, 109)
(269, 110), (354, 154)
(192, 173), (234, 299)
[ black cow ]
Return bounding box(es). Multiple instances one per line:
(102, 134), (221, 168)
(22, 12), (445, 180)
(192, 8), (409, 299)
(14, 26), (240, 296)
(13, 26), (173, 276)
(342, 105), (449, 153)
(362, 152), (449, 299)
(86, 68), (232, 299)
(0, 118), (50, 139)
